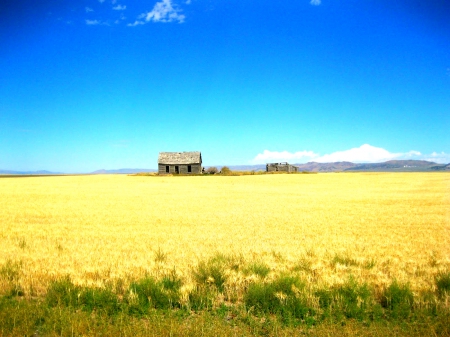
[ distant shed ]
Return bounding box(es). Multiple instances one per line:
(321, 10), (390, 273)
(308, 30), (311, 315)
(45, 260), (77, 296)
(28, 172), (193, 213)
(158, 151), (202, 174)
(266, 162), (299, 173)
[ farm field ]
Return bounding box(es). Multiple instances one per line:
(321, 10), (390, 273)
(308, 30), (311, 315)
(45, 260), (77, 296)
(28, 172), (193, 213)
(1, 172), (449, 336)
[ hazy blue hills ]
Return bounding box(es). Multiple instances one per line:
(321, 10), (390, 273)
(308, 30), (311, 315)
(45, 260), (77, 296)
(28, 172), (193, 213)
(1, 161), (449, 175)
(0, 170), (62, 175)
(430, 163), (450, 171)
(292, 160), (449, 172)
(91, 169), (156, 174)
(0, 169), (156, 175)
(295, 162), (356, 172)
(218, 160), (449, 172)
(344, 160), (449, 172)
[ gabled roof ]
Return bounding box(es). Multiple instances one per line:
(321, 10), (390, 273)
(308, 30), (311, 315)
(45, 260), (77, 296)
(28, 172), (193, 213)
(158, 151), (202, 164)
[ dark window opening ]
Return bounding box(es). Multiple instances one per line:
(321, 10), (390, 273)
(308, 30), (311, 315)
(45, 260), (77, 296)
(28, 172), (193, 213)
(188, 165), (192, 173)
(175, 166), (179, 174)
(166, 166), (169, 173)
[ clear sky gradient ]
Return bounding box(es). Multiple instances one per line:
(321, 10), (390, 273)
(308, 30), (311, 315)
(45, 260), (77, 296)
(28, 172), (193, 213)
(1, 0), (449, 172)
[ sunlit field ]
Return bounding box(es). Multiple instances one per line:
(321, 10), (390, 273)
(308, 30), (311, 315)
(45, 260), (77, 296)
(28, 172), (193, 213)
(1, 173), (449, 292)
(1, 173), (449, 336)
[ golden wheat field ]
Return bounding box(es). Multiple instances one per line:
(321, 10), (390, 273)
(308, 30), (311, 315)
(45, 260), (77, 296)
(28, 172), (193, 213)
(0, 173), (449, 299)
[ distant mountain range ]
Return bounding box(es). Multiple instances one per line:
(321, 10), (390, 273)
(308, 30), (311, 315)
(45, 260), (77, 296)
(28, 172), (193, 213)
(221, 160), (450, 172)
(90, 169), (156, 174)
(0, 170), (63, 175)
(293, 160), (450, 172)
(1, 160), (449, 175)
(343, 160), (450, 172)
(0, 168), (156, 175)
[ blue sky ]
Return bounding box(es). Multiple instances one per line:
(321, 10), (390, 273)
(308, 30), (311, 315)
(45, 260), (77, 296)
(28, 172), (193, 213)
(1, 0), (449, 172)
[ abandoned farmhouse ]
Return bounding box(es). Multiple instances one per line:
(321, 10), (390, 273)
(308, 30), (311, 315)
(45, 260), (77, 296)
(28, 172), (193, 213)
(158, 152), (299, 174)
(158, 151), (202, 174)
(266, 162), (299, 173)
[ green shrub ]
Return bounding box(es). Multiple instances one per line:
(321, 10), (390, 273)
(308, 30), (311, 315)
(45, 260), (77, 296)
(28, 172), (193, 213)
(206, 167), (218, 174)
(128, 276), (180, 312)
(243, 262), (271, 278)
(220, 166), (232, 175)
(436, 272), (450, 296)
(188, 286), (214, 311)
(0, 259), (22, 282)
(80, 287), (119, 315)
(161, 269), (182, 292)
(380, 280), (414, 319)
(244, 275), (312, 321)
(315, 289), (333, 309)
(334, 278), (372, 320)
(46, 277), (82, 307)
(0, 260), (24, 298)
(46, 277), (120, 315)
(331, 254), (359, 267)
(193, 256), (227, 292)
(6, 284), (25, 298)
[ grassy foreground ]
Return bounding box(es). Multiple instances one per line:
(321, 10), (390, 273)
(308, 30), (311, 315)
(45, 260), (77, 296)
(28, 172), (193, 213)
(0, 173), (449, 335)
(1, 265), (449, 336)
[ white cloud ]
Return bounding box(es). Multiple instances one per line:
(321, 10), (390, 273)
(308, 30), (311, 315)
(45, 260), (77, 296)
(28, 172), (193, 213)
(86, 19), (101, 25)
(310, 0), (321, 5)
(85, 7), (94, 13)
(127, 20), (145, 26)
(113, 4), (126, 10)
(185, 0), (191, 4)
(251, 144), (450, 164)
(314, 144), (403, 163)
(423, 151), (450, 163)
(252, 150), (319, 164)
(142, 0), (185, 23)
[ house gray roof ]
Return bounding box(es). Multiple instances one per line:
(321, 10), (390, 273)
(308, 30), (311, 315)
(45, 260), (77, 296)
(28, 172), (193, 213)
(158, 151), (202, 165)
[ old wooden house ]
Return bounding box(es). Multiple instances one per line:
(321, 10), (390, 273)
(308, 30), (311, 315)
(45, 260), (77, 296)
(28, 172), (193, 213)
(266, 162), (299, 173)
(158, 151), (202, 174)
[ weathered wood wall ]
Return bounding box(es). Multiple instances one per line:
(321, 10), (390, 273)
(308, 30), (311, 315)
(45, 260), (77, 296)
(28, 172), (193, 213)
(266, 164), (298, 173)
(158, 164), (202, 174)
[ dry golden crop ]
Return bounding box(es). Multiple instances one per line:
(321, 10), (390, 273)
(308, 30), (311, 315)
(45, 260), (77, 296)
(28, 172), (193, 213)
(0, 173), (449, 298)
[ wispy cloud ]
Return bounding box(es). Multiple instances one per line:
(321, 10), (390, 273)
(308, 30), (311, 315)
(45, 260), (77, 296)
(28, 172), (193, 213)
(310, 0), (321, 5)
(128, 20), (145, 26)
(86, 19), (101, 25)
(423, 151), (450, 163)
(113, 4), (126, 10)
(85, 7), (94, 13)
(115, 13), (126, 23)
(98, 0), (105, 3)
(133, 0), (185, 24)
(252, 144), (450, 164)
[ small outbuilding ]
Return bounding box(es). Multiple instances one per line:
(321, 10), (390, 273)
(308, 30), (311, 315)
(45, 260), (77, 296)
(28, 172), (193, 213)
(266, 162), (299, 173)
(158, 151), (202, 174)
